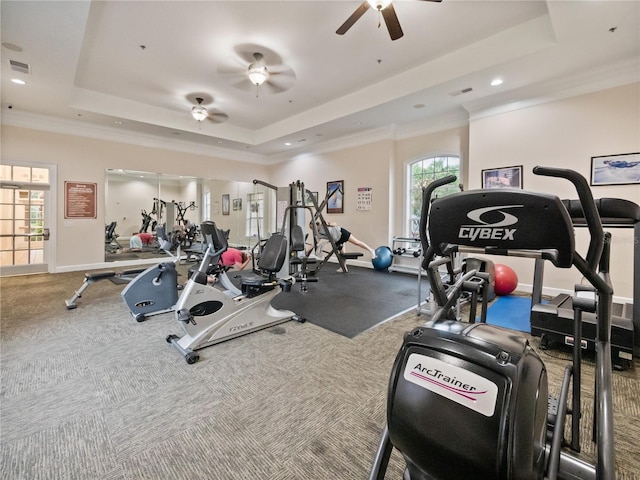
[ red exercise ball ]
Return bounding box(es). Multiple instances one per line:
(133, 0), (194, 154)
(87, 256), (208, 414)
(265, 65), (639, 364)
(494, 264), (518, 296)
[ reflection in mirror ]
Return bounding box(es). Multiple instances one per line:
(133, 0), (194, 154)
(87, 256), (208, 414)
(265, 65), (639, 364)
(105, 169), (277, 263)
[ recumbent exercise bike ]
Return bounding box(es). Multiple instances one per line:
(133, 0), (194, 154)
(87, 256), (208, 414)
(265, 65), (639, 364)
(167, 221), (305, 364)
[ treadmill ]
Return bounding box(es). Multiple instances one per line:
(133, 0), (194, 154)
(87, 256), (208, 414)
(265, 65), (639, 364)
(530, 197), (640, 369)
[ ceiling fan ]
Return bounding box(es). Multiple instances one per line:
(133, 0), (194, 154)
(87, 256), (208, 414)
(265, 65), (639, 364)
(217, 48), (296, 97)
(189, 97), (229, 124)
(336, 0), (442, 41)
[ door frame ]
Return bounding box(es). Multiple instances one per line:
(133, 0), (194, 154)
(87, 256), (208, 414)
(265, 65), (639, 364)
(0, 161), (57, 276)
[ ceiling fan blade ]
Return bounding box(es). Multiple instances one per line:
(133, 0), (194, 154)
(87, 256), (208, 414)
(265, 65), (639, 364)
(262, 82), (287, 95)
(207, 110), (229, 124)
(264, 73), (296, 94)
(336, 2), (370, 35)
(418, 0), (443, 2)
(234, 45), (284, 66)
(381, 3), (403, 40)
(217, 59), (248, 81)
(231, 78), (254, 92)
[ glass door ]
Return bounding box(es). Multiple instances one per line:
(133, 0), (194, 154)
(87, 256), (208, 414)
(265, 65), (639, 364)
(0, 164), (54, 276)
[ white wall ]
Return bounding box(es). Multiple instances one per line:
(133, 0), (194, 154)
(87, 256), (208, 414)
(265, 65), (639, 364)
(1, 126), (269, 269)
(468, 82), (639, 299)
(267, 127), (470, 269)
(268, 139), (394, 265)
(106, 176), (161, 236)
(204, 179), (259, 248)
(2, 82), (637, 301)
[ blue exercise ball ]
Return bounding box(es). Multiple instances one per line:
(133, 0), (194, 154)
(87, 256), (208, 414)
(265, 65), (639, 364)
(372, 246), (393, 271)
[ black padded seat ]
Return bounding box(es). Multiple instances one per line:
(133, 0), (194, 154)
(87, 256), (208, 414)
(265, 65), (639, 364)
(340, 252), (363, 260)
(85, 271), (116, 280)
(563, 197), (640, 226)
(241, 233), (288, 291)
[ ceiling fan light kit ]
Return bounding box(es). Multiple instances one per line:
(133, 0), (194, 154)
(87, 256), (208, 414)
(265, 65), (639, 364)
(248, 64), (268, 86)
(367, 0), (392, 10)
(191, 106), (208, 121)
(191, 97), (208, 122)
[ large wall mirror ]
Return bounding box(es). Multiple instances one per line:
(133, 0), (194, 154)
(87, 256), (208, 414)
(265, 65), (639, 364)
(105, 169), (277, 262)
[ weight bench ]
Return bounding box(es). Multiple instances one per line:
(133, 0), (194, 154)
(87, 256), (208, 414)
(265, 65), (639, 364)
(339, 252), (362, 260)
(312, 248), (364, 274)
(65, 268), (145, 309)
(336, 252), (362, 272)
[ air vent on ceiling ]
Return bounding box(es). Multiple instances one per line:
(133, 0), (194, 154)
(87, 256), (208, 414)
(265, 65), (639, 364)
(9, 59), (31, 74)
(449, 87), (473, 97)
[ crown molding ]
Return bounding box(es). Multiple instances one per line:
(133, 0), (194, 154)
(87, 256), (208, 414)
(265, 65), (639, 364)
(2, 111), (269, 165)
(466, 58), (640, 121)
(393, 110), (470, 141)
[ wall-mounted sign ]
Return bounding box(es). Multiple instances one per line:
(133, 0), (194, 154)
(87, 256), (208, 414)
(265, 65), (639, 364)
(357, 187), (372, 211)
(65, 181), (97, 219)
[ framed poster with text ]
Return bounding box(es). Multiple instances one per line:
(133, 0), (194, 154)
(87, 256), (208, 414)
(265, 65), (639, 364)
(64, 181), (97, 219)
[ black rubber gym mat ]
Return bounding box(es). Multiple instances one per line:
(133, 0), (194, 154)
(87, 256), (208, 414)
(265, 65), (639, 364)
(270, 266), (420, 338)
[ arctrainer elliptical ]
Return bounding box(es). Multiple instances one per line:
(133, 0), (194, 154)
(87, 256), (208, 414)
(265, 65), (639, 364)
(369, 167), (615, 480)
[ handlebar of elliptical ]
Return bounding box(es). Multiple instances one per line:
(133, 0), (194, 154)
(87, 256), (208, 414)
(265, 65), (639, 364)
(419, 175), (458, 262)
(533, 166), (604, 273)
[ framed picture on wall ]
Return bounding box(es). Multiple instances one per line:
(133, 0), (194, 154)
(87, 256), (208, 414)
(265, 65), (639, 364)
(222, 194), (230, 215)
(305, 191), (319, 206)
(591, 153), (640, 186)
(326, 180), (344, 214)
(233, 198), (242, 211)
(481, 165), (523, 189)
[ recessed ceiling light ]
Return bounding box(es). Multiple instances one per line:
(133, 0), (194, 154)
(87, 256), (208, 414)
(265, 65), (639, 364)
(414, 104), (425, 109)
(11, 78), (26, 85)
(491, 78), (503, 86)
(114, 120), (122, 125)
(285, 142), (292, 146)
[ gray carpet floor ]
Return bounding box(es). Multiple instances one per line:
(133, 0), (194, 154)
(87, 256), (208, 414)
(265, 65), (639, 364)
(1, 269), (639, 479)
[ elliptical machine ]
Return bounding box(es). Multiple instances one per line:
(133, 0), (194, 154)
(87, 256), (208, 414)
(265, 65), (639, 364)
(166, 221), (305, 364)
(369, 166), (616, 480)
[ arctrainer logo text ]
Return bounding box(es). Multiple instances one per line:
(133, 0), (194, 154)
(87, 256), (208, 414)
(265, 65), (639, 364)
(459, 205), (523, 241)
(404, 353), (498, 416)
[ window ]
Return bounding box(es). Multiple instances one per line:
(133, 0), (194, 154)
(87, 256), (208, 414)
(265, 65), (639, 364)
(0, 165), (49, 266)
(203, 191), (211, 220)
(407, 155), (460, 237)
(246, 192), (264, 238)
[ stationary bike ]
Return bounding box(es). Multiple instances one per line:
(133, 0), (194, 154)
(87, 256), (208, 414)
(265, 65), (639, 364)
(119, 226), (181, 322)
(166, 221), (305, 364)
(369, 166), (616, 480)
